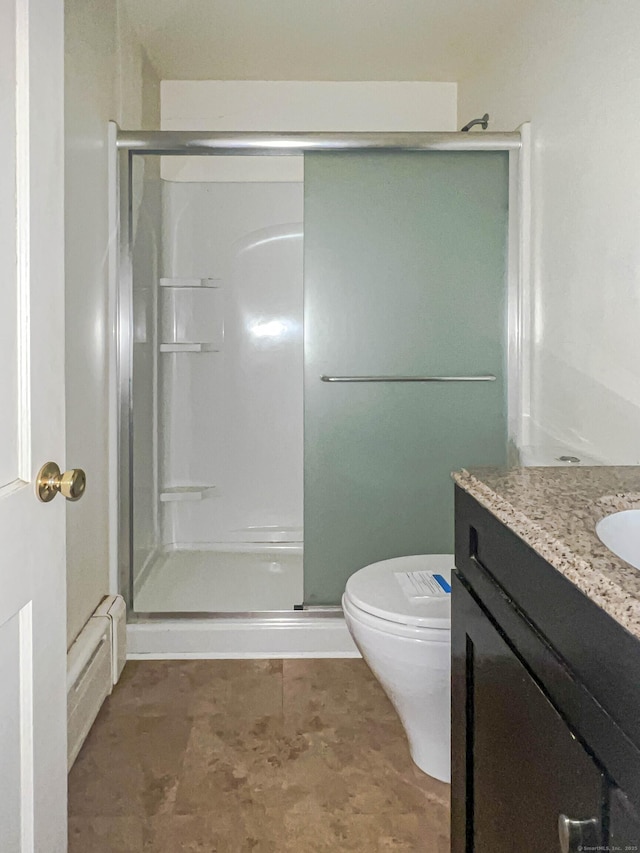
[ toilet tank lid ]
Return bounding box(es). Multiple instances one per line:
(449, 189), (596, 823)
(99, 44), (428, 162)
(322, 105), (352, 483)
(344, 555), (453, 629)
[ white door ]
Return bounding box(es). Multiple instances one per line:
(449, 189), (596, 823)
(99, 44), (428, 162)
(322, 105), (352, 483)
(1, 0), (68, 850)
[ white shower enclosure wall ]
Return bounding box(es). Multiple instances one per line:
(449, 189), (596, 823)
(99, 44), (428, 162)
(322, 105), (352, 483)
(128, 156), (304, 613)
(117, 129), (524, 623)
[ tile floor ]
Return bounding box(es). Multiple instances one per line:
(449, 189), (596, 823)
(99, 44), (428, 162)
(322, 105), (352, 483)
(68, 659), (450, 852)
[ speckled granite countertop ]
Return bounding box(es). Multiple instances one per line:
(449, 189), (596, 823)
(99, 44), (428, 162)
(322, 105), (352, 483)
(453, 466), (640, 640)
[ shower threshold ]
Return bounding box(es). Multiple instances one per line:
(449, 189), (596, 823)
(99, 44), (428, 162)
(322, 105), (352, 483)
(127, 547), (359, 659)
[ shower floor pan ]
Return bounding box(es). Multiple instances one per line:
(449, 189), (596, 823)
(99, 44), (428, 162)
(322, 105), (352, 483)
(134, 546), (304, 613)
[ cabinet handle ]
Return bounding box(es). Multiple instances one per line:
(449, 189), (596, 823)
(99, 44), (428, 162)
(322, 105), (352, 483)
(558, 814), (599, 853)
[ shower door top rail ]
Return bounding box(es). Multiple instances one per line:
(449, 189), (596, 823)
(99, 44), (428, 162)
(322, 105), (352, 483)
(116, 130), (522, 155)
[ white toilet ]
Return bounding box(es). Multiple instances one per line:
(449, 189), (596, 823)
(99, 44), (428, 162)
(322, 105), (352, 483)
(342, 554), (452, 783)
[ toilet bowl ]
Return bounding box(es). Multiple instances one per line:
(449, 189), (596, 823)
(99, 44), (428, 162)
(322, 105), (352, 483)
(342, 554), (452, 783)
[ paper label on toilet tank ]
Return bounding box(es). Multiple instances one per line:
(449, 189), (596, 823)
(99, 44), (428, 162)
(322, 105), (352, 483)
(395, 571), (450, 599)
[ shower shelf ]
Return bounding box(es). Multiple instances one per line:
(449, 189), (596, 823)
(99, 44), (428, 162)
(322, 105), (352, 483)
(159, 343), (219, 353)
(160, 277), (221, 288)
(159, 486), (216, 503)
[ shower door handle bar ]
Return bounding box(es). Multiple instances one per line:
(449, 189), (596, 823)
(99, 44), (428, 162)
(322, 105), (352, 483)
(320, 375), (497, 383)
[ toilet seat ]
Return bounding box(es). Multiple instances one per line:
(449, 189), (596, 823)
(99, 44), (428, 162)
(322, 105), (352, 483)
(342, 593), (451, 642)
(344, 554), (453, 631)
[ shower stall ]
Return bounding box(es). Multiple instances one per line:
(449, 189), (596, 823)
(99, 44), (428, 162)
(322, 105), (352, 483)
(115, 128), (526, 652)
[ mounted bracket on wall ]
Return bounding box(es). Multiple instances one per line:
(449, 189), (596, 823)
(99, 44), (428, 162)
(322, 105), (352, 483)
(461, 113), (490, 132)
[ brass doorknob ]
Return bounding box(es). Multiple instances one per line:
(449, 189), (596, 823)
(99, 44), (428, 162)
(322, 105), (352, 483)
(36, 462), (87, 503)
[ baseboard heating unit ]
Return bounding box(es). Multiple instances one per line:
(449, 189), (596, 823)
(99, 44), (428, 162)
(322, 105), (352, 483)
(67, 595), (126, 769)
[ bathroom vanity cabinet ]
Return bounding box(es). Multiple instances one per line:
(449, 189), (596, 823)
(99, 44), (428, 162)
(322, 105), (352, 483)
(452, 486), (640, 852)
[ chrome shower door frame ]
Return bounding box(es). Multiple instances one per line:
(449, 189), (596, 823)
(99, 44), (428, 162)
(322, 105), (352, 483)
(116, 143), (134, 609)
(114, 127), (529, 618)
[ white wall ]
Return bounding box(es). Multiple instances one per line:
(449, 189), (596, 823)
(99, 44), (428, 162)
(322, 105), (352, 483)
(457, 0), (640, 464)
(118, 0), (485, 82)
(64, 0), (160, 646)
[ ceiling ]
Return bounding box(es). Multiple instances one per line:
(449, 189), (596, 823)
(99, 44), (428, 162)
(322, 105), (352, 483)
(119, 0), (517, 82)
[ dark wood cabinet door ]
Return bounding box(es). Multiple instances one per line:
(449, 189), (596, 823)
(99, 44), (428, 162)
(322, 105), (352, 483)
(610, 788), (640, 848)
(452, 573), (605, 853)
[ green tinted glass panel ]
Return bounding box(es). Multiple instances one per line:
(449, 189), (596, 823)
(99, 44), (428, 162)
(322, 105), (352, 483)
(303, 151), (509, 604)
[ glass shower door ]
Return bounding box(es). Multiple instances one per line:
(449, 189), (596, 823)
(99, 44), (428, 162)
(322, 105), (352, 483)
(303, 150), (509, 605)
